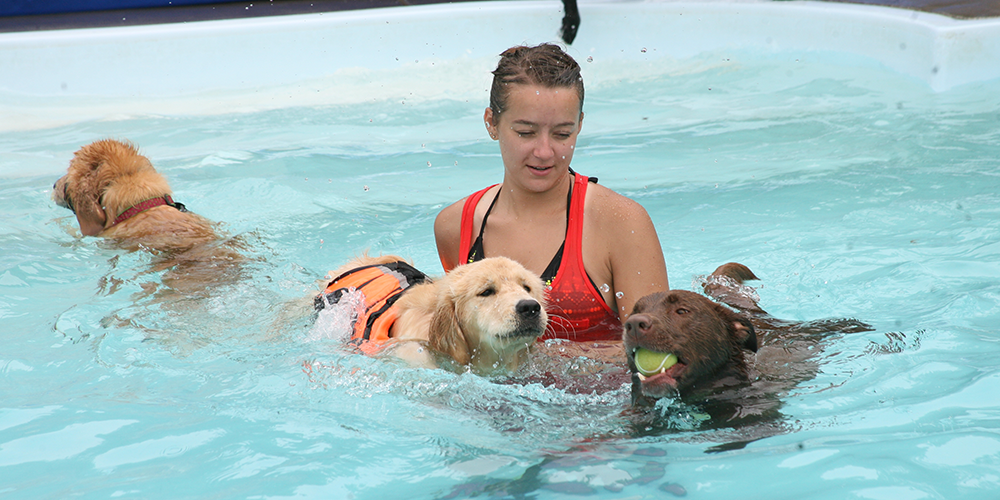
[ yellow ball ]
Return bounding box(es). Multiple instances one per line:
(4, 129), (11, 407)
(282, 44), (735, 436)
(634, 348), (678, 376)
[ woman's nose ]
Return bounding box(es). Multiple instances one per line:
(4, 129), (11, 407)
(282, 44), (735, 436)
(533, 136), (554, 160)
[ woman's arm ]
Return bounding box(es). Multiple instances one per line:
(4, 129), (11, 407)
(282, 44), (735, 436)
(434, 198), (465, 272)
(586, 187), (669, 320)
(611, 203), (668, 320)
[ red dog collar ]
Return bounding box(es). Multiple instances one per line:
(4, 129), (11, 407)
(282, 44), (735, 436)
(112, 195), (183, 226)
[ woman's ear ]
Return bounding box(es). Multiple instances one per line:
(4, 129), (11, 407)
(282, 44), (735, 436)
(484, 108), (499, 140)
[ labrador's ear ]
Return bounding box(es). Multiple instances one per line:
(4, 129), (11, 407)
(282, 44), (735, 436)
(716, 303), (758, 353)
(732, 317), (758, 353)
(427, 295), (471, 366)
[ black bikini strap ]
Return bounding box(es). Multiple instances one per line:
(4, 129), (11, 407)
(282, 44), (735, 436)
(477, 186), (502, 242)
(472, 172), (578, 279)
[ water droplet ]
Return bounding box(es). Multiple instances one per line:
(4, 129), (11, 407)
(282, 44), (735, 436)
(599, 283), (610, 293)
(615, 291), (624, 299)
(536, 90), (540, 95)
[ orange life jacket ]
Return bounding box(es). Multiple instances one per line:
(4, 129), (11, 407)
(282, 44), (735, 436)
(314, 261), (428, 355)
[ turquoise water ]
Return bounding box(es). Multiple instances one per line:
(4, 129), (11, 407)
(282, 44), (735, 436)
(2, 52), (1000, 499)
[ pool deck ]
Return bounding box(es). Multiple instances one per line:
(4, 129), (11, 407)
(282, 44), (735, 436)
(1, 0), (998, 134)
(0, 0), (996, 33)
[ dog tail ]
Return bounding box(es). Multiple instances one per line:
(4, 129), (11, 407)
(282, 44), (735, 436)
(703, 262), (765, 314)
(710, 262), (759, 284)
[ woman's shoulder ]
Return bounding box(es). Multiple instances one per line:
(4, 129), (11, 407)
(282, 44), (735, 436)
(434, 195), (467, 231)
(584, 182), (652, 224)
(434, 184), (495, 237)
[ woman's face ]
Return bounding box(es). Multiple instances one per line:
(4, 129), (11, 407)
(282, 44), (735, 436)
(486, 84), (583, 193)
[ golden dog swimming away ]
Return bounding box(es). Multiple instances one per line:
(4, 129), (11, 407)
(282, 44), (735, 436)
(315, 255), (548, 375)
(52, 139), (245, 296)
(52, 139), (219, 253)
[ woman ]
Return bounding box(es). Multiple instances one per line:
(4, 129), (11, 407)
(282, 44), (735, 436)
(434, 43), (668, 342)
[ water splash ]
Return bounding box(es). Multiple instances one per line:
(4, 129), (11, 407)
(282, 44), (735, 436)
(307, 289), (366, 342)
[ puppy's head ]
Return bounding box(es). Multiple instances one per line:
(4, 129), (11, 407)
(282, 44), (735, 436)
(428, 257), (548, 369)
(624, 290), (756, 400)
(53, 139), (171, 236)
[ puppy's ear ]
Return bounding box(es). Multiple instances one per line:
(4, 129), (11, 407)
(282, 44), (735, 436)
(428, 298), (471, 366)
(68, 172), (108, 236)
(716, 303), (758, 353)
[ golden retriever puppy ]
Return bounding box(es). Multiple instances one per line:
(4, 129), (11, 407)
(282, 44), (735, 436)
(52, 139), (218, 253)
(315, 255), (548, 375)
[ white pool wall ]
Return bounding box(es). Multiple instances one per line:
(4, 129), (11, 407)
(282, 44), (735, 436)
(1, 0), (998, 131)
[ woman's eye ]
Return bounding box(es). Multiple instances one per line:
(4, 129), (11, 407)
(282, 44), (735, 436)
(478, 288), (496, 297)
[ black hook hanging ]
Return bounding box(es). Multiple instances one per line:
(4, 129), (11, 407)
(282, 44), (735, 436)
(559, 0), (580, 44)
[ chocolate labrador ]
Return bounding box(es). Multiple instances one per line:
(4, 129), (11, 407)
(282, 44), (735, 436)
(624, 263), (872, 442)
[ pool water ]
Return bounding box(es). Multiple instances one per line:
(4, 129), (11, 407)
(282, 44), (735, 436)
(2, 44), (1000, 498)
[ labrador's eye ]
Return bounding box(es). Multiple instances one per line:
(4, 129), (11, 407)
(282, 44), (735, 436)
(478, 287), (495, 297)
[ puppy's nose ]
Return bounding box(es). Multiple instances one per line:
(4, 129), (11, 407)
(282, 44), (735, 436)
(624, 314), (652, 336)
(515, 299), (540, 318)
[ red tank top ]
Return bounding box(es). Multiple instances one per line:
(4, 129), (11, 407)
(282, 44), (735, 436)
(451, 173), (622, 342)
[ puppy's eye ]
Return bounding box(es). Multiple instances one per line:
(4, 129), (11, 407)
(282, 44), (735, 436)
(523, 284), (532, 293)
(478, 287), (495, 297)
(676, 308), (690, 315)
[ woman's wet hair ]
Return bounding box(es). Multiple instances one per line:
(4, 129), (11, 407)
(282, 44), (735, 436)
(489, 43), (584, 118)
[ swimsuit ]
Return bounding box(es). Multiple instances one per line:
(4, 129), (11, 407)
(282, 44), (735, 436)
(453, 171), (622, 342)
(314, 261), (428, 355)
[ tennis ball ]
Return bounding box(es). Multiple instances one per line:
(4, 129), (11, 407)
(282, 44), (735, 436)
(634, 348), (678, 377)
